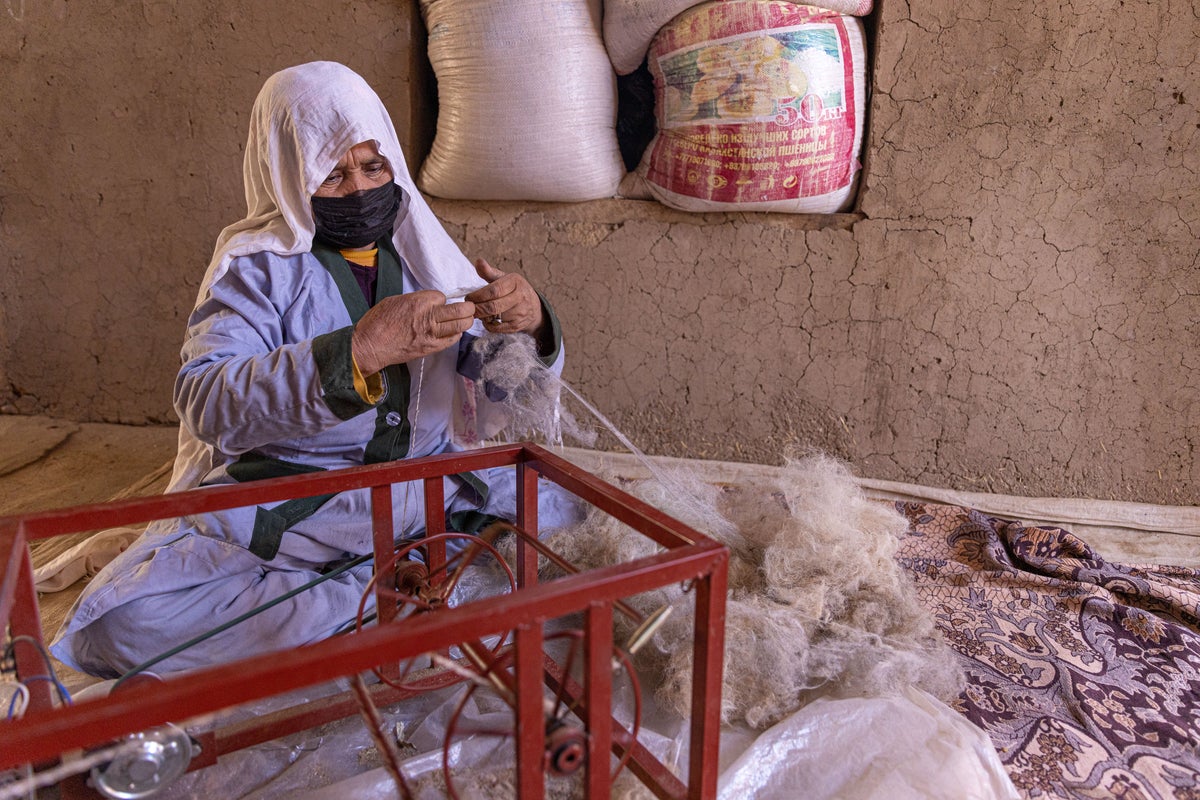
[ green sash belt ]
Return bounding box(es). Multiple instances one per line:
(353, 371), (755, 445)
(227, 451), (495, 560)
(227, 453), (336, 561)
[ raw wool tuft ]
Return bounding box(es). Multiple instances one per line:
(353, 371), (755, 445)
(609, 462), (746, 548)
(542, 451), (964, 729)
(472, 333), (597, 447)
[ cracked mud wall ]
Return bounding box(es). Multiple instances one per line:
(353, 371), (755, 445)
(432, 0), (1200, 504)
(2, 0), (1197, 503)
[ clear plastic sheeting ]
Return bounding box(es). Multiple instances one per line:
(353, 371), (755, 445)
(145, 676), (684, 800)
(87, 545), (1014, 799)
(139, 681), (461, 800)
(291, 685), (1017, 799)
(716, 689), (1019, 800)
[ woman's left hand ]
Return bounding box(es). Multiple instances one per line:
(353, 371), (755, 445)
(467, 259), (545, 338)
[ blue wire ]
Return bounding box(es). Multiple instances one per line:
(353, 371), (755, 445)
(4, 635), (73, 706)
(6, 686), (24, 720)
(15, 674), (73, 706)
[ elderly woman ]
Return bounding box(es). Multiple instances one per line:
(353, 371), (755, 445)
(52, 62), (574, 677)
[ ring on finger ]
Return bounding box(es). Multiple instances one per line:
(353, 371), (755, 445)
(487, 314), (502, 325)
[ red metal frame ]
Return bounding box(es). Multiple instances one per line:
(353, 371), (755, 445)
(0, 443), (727, 799)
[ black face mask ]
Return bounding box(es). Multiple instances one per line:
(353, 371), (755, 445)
(311, 181), (403, 249)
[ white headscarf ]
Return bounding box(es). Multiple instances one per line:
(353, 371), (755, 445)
(166, 62), (484, 496)
(197, 60), (482, 303)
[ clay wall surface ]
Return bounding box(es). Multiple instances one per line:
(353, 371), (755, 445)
(1, 0), (1197, 503)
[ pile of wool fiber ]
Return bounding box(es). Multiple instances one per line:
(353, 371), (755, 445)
(542, 453), (963, 729)
(469, 333), (961, 728)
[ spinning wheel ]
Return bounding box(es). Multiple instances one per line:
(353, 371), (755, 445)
(354, 527), (518, 693)
(0, 444), (727, 800)
(438, 628), (643, 799)
(354, 521), (647, 799)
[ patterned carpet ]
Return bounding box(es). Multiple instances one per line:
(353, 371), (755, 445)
(898, 502), (1200, 800)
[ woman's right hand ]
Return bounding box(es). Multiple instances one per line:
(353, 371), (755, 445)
(351, 291), (476, 375)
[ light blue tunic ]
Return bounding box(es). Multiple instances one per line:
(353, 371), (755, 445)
(51, 245), (573, 678)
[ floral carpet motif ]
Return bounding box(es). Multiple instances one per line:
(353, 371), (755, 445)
(896, 502), (1200, 800)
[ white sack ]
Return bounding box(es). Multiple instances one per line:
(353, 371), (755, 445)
(639, 1), (867, 213)
(717, 689), (1020, 800)
(604, 0), (876, 75)
(418, 0), (624, 202)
